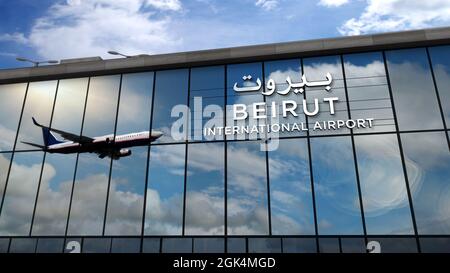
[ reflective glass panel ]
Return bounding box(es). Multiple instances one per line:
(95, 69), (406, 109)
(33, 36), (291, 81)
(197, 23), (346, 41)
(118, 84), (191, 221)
(311, 136), (363, 235)
(151, 69), (189, 143)
(67, 75), (120, 235)
(226, 63), (265, 140)
(264, 59), (306, 137)
(303, 56), (349, 135)
(185, 142), (224, 235)
(145, 144), (185, 235)
(16, 81), (57, 150)
(193, 238), (224, 253)
(355, 134), (414, 235)
(9, 238), (37, 253)
(386, 48), (443, 130)
(248, 238), (281, 253)
(0, 83), (26, 151)
(227, 141), (269, 235)
(162, 238), (192, 253)
(0, 153), (12, 207)
(268, 138), (314, 235)
(105, 72), (153, 235)
(0, 152), (43, 235)
(429, 45), (450, 126)
(82, 238), (111, 253)
(343, 52), (395, 133)
(401, 132), (450, 234)
(36, 238), (64, 253)
(111, 238), (141, 253)
(32, 77), (88, 236)
(282, 238), (317, 253)
(189, 66), (225, 141)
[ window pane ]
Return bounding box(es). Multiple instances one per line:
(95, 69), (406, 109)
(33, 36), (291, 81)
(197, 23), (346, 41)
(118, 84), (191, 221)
(193, 238), (224, 253)
(105, 147), (147, 235)
(185, 142), (224, 235)
(0, 153), (12, 207)
(227, 238), (246, 253)
(36, 238), (64, 253)
(303, 56), (349, 135)
(64, 238), (82, 253)
(355, 134), (414, 235)
(386, 48), (443, 130)
(32, 154), (76, 235)
(268, 138), (314, 235)
(401, 132), (450, 234)
(420, 237), (450, 253)
(80, 75), (120, 136)
(0, 152), (43, 235)
(145, 144), (185, 235)
(226, 63), (265, 140)
(343, 52), (395, 133)
(0, 83), (26, 151)
(162, 238), (192, 253)
(248, 238), (281, 253)
(282, 238), (317, 253)
(142, 238), (160, 253)
(310, 136), (363, 235)
(82, 238), (111, 253)
(9, 238), (37, 253)
(318, 237), (340, 253)
(32, 78), (88, 236)
(16, 81), (57, 151)
(0, 238), (9, 253)
(67, 153), (110, 235)
(67, 75), (120, 236)
(227, 141), (269, 235)
(264, 59), (306, 137)
(429, 45), (450, 126)
(340, 237), (366, 253)
(190, 66), (225, 141)
(111, 238), (141, 253)
(104, 73), (153, 235)
(151, 69), (189, 143)
(368, 237), (417, 253)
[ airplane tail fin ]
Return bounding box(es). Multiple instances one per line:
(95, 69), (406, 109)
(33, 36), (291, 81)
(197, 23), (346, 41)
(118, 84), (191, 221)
(32, 117), (63, 146)
(42, 127), (63, 146)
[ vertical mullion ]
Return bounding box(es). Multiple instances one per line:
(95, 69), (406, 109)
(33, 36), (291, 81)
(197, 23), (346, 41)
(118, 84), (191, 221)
(102, 74), (123, 235)
(64, 77), (91, 237)
(340, 55), (368, 241)
(382, 50), (421, 253)
(426, 47), (450, 151)
(182, 68), (191, 236)
(29, 79), (60, 236)
(262, 62), (272, 236)
(302, 58), (319, 250)
(224, 64), (228, 251)
(0, 82), (29, 217)
(141, 71), (157, 252)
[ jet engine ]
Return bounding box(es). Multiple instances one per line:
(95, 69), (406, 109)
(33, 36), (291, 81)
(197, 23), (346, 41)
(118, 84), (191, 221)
(119, 149), (132, 157)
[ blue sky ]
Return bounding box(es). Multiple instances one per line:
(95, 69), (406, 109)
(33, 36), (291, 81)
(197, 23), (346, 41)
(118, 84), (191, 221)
(0, 0), (449, 69)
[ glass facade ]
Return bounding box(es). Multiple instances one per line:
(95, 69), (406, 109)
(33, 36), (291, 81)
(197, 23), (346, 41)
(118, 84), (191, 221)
(0, 45), (449, 253)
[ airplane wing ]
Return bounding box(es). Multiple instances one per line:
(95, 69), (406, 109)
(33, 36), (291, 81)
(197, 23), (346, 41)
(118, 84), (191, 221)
(32, 117), (94, 144)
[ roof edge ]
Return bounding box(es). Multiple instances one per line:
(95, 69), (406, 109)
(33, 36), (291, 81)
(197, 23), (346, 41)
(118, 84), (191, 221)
(1, 26), (450, 84)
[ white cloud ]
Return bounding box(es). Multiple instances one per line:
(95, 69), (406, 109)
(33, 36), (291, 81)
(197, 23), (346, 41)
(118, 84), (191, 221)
(339, 0), (450, 35)
(255, 0), (279, 11)
(0, 33), (28, 44)
(20, 0), (183, 60)
(318, 0), (349, 7)
(146, 0), (182, 10)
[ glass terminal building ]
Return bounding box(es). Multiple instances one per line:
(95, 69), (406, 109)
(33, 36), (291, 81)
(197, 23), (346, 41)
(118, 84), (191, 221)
(0, 27), (449, 253)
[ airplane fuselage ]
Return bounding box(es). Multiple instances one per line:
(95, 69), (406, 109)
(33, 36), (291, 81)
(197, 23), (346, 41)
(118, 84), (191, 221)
(46, 131), (157, 155)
